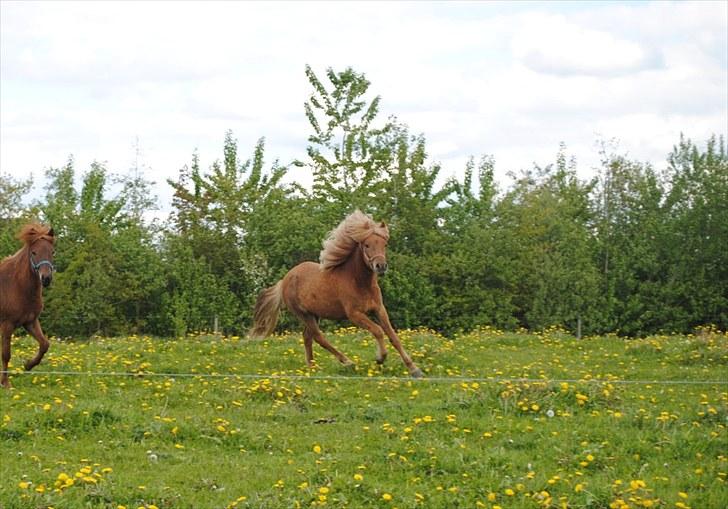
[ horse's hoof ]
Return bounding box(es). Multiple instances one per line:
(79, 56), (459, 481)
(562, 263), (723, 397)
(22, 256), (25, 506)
(375, 355), (387, 365)
(410, 368), (424, 378)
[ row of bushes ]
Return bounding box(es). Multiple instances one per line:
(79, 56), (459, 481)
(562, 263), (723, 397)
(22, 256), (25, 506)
(1, 67), (725, 337)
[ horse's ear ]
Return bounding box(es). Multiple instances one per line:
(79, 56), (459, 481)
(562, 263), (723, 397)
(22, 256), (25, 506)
(380, 221), (386, 228)
(48, 227), (55, 238)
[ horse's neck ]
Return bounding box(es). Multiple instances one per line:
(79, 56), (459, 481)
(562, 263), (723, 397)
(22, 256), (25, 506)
(12, 247), (38, 291)
(343, 247), (376, 288)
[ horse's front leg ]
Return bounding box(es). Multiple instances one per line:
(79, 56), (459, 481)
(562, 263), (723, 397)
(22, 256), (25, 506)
(374, 307), (423, 378)
(1, 323), (12, 388)
(23, 319), (49, 372)
(347, 310), (388, 365)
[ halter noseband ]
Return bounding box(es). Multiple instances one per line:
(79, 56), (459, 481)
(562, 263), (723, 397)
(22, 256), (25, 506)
(29, 237), (55, 274)
(30, 255), (55, 274)
(359, 232), (388, 268)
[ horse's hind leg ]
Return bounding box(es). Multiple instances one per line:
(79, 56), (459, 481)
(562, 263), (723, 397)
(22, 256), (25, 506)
(1, 323), (11, 388)
(303, 326), (315, 367)
(23, 319), (49, 372)
(303, 316), (353, 366)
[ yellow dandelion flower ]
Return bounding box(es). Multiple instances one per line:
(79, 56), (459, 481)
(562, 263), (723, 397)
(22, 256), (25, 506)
(630, 479), (646, 490)
(382, 493), (393, 501)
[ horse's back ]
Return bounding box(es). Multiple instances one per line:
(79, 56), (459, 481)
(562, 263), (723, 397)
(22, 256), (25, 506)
(282, 261), (326, 299)
(281, 261), (347, 319)
(287, 261), (321, 277)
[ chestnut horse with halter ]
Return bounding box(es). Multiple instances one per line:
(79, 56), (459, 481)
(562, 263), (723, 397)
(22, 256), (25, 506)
(250, 210), (422, 377)
(0, 223), (56, 387)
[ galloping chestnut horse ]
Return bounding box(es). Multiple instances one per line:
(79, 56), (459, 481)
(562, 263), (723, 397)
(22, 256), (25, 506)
(250, 210), (423, 377)
(0, 223), (55, 387)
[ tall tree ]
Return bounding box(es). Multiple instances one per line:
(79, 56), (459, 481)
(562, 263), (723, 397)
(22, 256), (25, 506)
(426, 156), (519, 332)
(303, 65), (395, 221)
(500, 145), (601, 332)
(41, 159), (164, 336)
(660, 135), (728, 331)
(594, 146), (665, 334)
(165, 132), (289, 333)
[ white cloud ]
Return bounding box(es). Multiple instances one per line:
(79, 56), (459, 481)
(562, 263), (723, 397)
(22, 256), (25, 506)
(512, 13), (661, 77)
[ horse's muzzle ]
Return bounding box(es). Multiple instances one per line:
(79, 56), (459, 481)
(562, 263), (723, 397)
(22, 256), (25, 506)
(374, 262), (388, 275)
(41, 275), (52, 288)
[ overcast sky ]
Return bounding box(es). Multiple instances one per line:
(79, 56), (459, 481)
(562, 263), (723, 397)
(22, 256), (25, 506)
(1, 0), (726, 210)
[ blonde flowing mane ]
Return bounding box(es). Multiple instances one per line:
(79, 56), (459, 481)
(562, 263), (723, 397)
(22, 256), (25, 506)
(319, 210), (389, 270)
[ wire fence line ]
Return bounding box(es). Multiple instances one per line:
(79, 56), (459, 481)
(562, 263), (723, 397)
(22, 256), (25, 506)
(3, 369), (727, 385)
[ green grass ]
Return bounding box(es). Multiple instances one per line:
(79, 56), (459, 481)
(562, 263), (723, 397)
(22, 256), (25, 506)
(1, 327), (726, 509)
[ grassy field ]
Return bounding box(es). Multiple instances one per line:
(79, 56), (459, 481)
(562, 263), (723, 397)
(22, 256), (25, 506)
(1, 327), (726, 509)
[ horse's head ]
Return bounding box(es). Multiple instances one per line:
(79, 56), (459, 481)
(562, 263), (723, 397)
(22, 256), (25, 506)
(361, 223), (389, 275)
(25, 226), (56, 288)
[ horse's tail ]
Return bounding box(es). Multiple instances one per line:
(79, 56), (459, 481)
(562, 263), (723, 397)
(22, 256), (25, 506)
(249, 281), (284, 339)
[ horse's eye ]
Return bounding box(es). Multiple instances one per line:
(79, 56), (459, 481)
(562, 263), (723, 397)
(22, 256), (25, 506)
(32, 251), (37, 256)
(365, 244), (370, 249)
